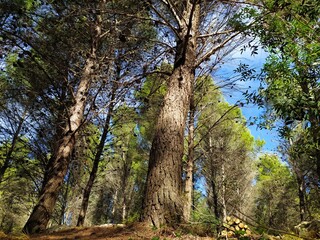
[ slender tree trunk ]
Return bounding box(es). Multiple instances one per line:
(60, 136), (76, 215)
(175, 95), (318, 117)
(59, 171), (71, 225)
(77, 88), (116, 226)
(208, 136), (220, 220)
(221, 162), (227, 222)
(211, 179), (220, 220)
(183, 95), (195, 222)
(22, 3), (104, 232)
(121, 151), (130, 223)
(122, 196), (127, 223)
(143, 2), (200, 228)
(297, 175), (306, 221)
(112, 190), (118, 222)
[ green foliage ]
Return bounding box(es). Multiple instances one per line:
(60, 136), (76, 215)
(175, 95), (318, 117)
(0, 139), (40, 233)
(254, 154), (299, 230)
(233, 0), (320, 224)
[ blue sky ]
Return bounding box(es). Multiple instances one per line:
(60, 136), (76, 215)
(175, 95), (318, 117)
(215, 47), (280, 153)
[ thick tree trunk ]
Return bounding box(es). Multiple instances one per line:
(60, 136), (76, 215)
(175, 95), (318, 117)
(183, 95), (195, 222)
(77, 89), (115, 227)
(143, 65), (193, 227)
(143, 2), (200, 228)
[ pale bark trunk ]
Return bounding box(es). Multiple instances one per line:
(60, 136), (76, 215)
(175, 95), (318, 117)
(59, 171), (71, 225)
(183, 95), (195, 222)
(112, 190), (118, 222)
(121, 149), (130, 223)
(23, 57), (95, 234)
(297, 175), (306, 221)
(22, 2), (104, 232)
(143, 2), (200, 228)
(122, 199), (127, 223)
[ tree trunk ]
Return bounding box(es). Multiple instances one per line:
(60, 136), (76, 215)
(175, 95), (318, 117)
(59, 171), (71, 225)
(121, 150), (130, 223)
(208, 136), (220, 220)
(22, 6), (103, 230)
(221, 162), (227, 222)
(143, 2), (200, 228)
(77, 88), (116, 227)
(297, 175), (306, 221)
(22, 58), (95, 233)
(112, 189), (118, 222)
(183, 95), (195, 222)
(143, 66), (192, 227)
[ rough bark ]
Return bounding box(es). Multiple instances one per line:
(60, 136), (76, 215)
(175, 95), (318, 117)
(143, 1), (200, 228)
(143, 66), (192, 227)
(77, 87), (116, 227)
(23, 58), (95, 234)
(183, 95), (195, 222)
(22, 2), (104, 232)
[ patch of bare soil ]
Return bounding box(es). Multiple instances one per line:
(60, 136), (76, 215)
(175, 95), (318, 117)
(25, 223), (215, 240)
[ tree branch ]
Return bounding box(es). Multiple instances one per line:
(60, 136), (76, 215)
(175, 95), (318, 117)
(160, 0), (183, 27)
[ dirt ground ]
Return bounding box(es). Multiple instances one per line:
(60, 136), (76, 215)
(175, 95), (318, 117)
(0, 223), (215, 240)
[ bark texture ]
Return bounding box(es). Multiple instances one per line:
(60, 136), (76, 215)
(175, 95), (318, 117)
(143, 1), (200, 228)
(22, 2), (104, 232)
(183, 96), (195, 222)
(23, 56), (96, 234)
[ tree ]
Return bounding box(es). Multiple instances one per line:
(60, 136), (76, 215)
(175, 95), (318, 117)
(22, 1), (107, 232)
(254, 154), (299, 231)
(235, 0), (320, 225)
(198, 98), (256, 223)
(143, 0), (245, 227)
(238, 0), (320, 183)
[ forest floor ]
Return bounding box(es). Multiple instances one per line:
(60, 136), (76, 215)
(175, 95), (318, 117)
(0, 223), (216, 240)
(0, 223), (305, 240)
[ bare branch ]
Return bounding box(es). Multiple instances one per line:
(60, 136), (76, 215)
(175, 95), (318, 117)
(197, 29), (235, 38)
(145, 1), (181, 37)
(196, 31), (242, 68)
(160, 0), (183, 27)
(194, 104), (239, 149)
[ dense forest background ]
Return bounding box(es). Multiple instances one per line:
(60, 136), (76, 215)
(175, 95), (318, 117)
(0, 0), (319, 239)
